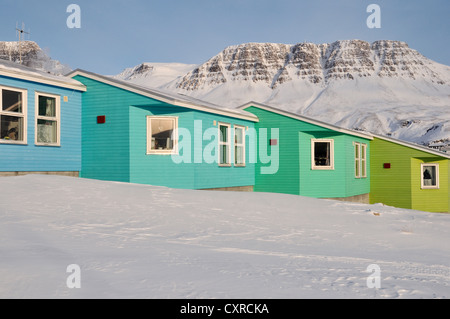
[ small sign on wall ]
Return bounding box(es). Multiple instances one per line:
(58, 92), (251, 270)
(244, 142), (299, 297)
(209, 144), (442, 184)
(97, 115), (106, 124)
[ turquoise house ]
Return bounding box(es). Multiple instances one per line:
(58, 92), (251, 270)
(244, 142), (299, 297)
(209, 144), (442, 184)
(68, 69), (258, 190)
(240, 102), (373, 202)
(0, 60), (85, 176)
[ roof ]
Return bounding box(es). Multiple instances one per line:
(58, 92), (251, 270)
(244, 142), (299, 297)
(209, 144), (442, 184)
(66, 69), (259, 122)
(0, 59), (86, 91)
(371, 133), (450, 159)
(239, 101), (373, 140)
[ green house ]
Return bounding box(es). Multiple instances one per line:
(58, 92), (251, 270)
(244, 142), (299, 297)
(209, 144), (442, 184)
(370, 134), (450, 213)
(240, 102), (373, 202)
(67, 69), (258, 191)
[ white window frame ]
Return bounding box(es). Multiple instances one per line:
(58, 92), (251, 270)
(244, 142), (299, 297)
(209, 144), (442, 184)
(146, 116), (178, 155)
(311, 138), (334, 170)
(421, 163), (439, 189)
(361, 143), (367, 178)
(0, 85), (27, 145)
(218, 122), (231, 166)
(234, 125), (246, 166)
(354, 142), (367, 178)
(35, 92), (61, 146)
(355, 142), (361, 178)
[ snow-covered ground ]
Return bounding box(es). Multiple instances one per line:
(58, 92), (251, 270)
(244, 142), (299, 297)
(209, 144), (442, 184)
(0, 175), (449, 299)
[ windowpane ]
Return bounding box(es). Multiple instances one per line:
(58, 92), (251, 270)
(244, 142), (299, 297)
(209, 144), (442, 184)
(37, 119), (57, 144)
(423, 165), (437, 187)
(2, 90), (22, 113)
(1, 115), (23, 141)
(235, 127), (243, 144)
(314, 142), (330, 166)
(355, 159), (360, 177)
(220, 125), (228, 142)
(220, 144), (229, 164)
(38, 95), (56, 117)
(362, 160), (366, 177)
(151, 118), (174, 150)
(235, 146), (244, 165)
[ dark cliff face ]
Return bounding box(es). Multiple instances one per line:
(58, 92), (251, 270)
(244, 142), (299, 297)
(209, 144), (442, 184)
(175, 40), (447, 91)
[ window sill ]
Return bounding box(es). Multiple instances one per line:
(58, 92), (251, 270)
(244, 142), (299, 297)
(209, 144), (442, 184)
(0, 140), (27, 145)
(218, 164), (231, 167)
(312, 166), (334, 170)
(421, 186), (439, 190)
(234, 164), (246, 167)
(35, 143), (60, 147)
(147, 151), (177, 155)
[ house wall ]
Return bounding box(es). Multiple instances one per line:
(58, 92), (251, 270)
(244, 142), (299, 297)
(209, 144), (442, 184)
(244, 106), (371, 199)
(299, 131), (370, 199)
(0, 75), (82, 174)
(74, 75), (255, 189)
(411, 157), (449, 213)
(73, 75), (161, 182)
(370, 137), (449, 213)
(129, 105), (255, 189)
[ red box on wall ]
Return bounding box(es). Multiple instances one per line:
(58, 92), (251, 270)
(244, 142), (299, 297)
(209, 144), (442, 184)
(97, 115), (106, 124)
(383, 163), (391, 169)
(270, 139), (277, 146)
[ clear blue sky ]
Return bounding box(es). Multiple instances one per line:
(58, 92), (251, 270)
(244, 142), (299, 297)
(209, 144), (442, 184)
(1, 0), (449, 75)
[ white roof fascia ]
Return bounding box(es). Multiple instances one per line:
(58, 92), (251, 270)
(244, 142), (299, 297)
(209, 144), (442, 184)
(0, 63), (86, 92)
(239, 101), (373, 140)
(67, 69), (258, 122)
(371, 133), (450, 159)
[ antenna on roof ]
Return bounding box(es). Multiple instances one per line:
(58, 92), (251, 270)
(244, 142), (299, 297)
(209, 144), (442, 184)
(15, 22), (30, 64)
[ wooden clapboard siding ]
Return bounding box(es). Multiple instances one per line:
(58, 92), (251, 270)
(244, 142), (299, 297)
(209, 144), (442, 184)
(370, 136), (449, 213)
(244, 105), (371, 198)
(74, 75), (256, 189)
(0, 75), (82, 173)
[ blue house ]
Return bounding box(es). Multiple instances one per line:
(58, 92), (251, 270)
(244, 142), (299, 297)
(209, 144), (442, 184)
(0, 60), (86, 176)
(67, 69), (258, 190)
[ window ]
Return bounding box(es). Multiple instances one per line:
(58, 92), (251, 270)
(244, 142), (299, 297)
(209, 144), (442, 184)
(354, 142), (367, 178)
(361, 144), (367, 177)
(421, 164), (439, 189)
(147, 116), (178, 154)
(311, 139), (334, 170)
(36, 93), (60, 146)
(218, 123), (230, 166)
(0, 86), (27, 144)
(234, 125), (245, 166)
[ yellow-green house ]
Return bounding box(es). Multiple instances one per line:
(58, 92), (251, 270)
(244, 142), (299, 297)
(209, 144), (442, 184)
(370, 134), (450, 213)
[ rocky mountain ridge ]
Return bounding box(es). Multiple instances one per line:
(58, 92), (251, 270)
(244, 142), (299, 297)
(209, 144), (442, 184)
(173, 40), (448, 91)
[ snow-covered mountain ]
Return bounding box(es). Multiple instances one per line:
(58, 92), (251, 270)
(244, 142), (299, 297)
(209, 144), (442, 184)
(111, 62), (197, 87)
(0, 41), (71, 75)
(114, 40), (450, 148)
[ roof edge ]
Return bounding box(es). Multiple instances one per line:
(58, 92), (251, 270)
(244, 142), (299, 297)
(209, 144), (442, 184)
(68, 69), (258, 122)
(239, 101), (373, 140)
(0, 64), (86, 92)
(371, 133), (450, 159)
